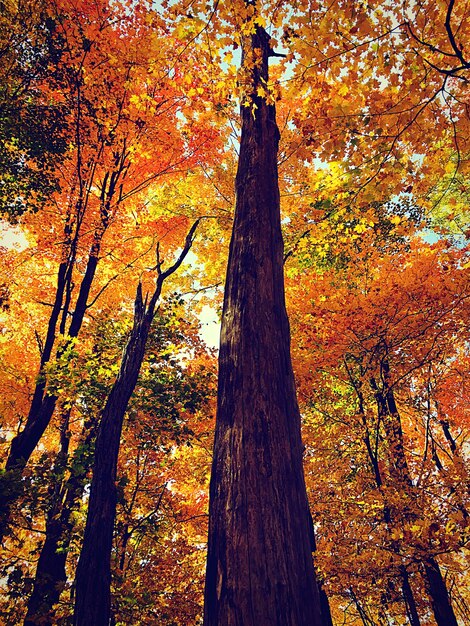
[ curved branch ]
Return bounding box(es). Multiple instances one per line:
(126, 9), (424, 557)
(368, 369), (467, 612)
(445, 0), (470, 67)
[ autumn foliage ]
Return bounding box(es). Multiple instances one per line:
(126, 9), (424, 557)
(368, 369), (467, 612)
(0, 0), (469, 624)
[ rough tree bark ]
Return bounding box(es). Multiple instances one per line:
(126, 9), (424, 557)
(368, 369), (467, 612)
(73, 221), (199, 626)
(203, 24), (324, 626)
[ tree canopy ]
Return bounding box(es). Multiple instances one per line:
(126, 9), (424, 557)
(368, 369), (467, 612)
(0, 0), (469, 624)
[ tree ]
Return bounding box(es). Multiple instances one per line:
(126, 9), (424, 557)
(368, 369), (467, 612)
(2, 0), (470, 623)
(21, 299), (216, 626)
(287, 236), (470, 624)
(203, 14), (324, 626)
(73, 220), (200, 626)
(0, 0), (69, 220)
(0, 0), (221, 541)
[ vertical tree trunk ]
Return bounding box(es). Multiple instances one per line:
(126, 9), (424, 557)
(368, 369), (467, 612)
(372, 361), (458, 626)
(0, 227), (107, 541)
(319, 584), (334, 626)
(0, 161), (119, 541)
(423, 559), (458, 626)
(73, 289), (152, 626)
(351, 379), (422, 623)
(203, 25), (323, 626)
(0, 252), (69, 539)
(23, 423), (95, 626)
(73, 222), (199, 626)
(23, 512), (70, 626)
(400, 566), (421, 626)
(349, 588), (376, 626)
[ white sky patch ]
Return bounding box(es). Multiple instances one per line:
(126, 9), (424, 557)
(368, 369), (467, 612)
(0, 222), (28, 250)
(313, 157), (330, 170)
(178, 250), (222, 350)
(199, 304), (220, 350)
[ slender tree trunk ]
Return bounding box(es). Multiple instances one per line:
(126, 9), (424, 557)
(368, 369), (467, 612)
(400, 566), (421, 626)
(73, 289), (152, 626)
(203, 25), (323, 626)
(384, 404), (458, 626)
(345, 369), (424, 625)
(423, 558), (458, 626)
(359, 394), (421, 623)
(372, 362), (458, 626)
(73, 222), (199, 626)
(0, 152), (121, 537)
(6, 234), (103, 469)
(0, 228), (106, 541)
(23, 512), (69, 626)
(0, 251), (69, 538)
(349, 588), (376, 626)
(23, 423), (95, 626)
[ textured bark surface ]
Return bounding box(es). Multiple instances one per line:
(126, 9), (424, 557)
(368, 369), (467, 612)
(203, 26), (323, 626)
(73, 222), (198, 626)
(73, 292), (152, 626)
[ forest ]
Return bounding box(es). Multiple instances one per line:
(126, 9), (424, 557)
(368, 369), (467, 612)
(0, 0), (469, 624)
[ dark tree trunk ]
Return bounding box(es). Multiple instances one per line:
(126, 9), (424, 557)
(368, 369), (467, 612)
(355, 391), (421, 622)
(203, 25), (323, 626)
(0, 252), (69, 539)
(0, 158), (121, 539)
(73, 223), (199, 626)
(5, 241), (102, 472)
(319, 584), (334, 626)
(349, 588), (376, 626)
(23, 512), (69, 626)
(372, 362), (458, 626)
(73, 288), (152, 626)
(439, 419), (457, 453)
(400, 567), (421, 626)
(24, 424), (95, 626)
(0, 230), (105, 541)
(423, 558), (458, 626)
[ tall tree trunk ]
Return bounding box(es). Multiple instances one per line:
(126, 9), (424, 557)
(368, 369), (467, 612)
(73, 222), (199, 626)
(73, 289), (152, 626)
(0, 155), (122, 540)
(23, 510), (70, 626)
(203, 25), (323, 626)
(0, 251), (69, 539)
(351, 380), (422, 624)
(5, 231), (105, 472)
